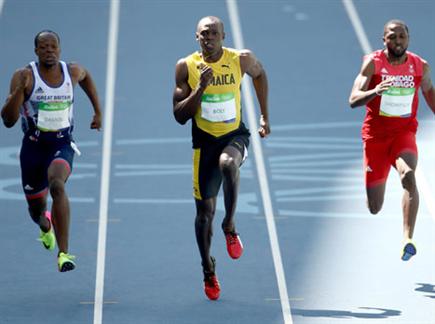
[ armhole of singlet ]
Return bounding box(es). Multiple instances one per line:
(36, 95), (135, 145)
(185, 56), (194, 90)
(24, 63), (36, 102)
(413, 54), (425, 76)
(64, 62), (75, 104)
(371, 52), (381, 75)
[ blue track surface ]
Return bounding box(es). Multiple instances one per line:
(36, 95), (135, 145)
(0, 1), (434, 323)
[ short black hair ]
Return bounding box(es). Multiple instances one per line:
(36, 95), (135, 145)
(197, 16), (224, 34)
(384, 19), (409, 35)
(34, 30), (60, 47)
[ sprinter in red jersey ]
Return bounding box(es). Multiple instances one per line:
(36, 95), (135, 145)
(349, 20), (435, 261)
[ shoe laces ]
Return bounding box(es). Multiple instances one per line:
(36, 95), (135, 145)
(226, 232), (239, 245)
(204, 274), (219, 287)
(59, 252), (76, 260)
(38, 229), (52, 241)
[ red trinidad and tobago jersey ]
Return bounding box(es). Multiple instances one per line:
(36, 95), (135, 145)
(362, 50), (425, 140)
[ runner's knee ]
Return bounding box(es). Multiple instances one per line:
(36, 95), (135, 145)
(196, 210), (214, 226)
(28, 205), (45, 224)
(401, 169), (416, 192)
(49, 178), (66, 198)
(196, 200), (215, 222)
(367, 199), (383, 215)
(219, 155), (238, 176)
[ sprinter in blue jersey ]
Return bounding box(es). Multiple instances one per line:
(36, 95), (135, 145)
(1, 30), (102, 272)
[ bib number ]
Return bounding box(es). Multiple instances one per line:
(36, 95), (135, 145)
(379, 87), (414, 117)
(37, 101), (71, 131)
(201, 93), (236, 122)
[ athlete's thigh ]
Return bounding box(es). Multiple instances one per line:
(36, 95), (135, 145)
(193, 144), (223, 200)
(391, 131), (418, 173)
(47, 141), (75, 182)
(221, 135), (249, 167)
(20, 135), (48, 198)
(363, 138), (391, 188)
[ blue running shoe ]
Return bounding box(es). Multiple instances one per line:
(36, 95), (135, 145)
(401, 240), (417, 261)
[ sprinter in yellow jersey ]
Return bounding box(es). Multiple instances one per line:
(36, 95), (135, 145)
(173, 16), (270, 300)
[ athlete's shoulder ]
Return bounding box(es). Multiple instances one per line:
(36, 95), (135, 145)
(363, 49), (382, 62)
(15, 61), (34, 73)
(223, 47), (241, 55)
(65, 61), (87, 84)
(405, 51), (426, 75)
(175, 56), (190, 83)
(361, 50), (383, 75)
(175, 56), (187, 67)
(66, 61), (82, 71)
(406, 51), (427, 64)
(224, 47), (249, 61)
(184, 51), (201, 61)
(14, 65), (32, 76)
(10, 65), (33, 87)
(7, 65), (34, 98)
(179, 51), (200, 68)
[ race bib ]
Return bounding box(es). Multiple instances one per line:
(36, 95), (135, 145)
(379, 87), (414, 117)
(201, 93), (236, 122)
(37, 101), (71, 131)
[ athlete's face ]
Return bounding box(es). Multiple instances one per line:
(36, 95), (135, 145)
(196, 19), (225, 59)
(383, 24), (409, 58)
(35, 33), (61, 67)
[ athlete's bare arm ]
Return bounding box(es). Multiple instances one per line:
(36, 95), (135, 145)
(421, 62), (435, 114)
(1, 68), (33, 128)
(349, 58), (392, 108)
(69, 63), (102, 130)
(173, 58), (212, 125)
(239, 50), (270, 137)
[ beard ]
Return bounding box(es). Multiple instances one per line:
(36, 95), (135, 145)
(388, 45), (407, 58)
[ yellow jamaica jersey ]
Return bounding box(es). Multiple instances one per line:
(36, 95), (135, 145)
(186, 47), (244, 143)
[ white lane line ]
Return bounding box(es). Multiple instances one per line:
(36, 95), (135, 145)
(342, 0), (435, 223)
(93, 1), (120, 324)
(226, 1), (293, 323)
(342, 0), (372, 54)
(416, 169), (435, 222)
(0, 1), (4, 16)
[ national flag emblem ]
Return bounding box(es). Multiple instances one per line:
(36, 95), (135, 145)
(409, 64), (415, 74)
